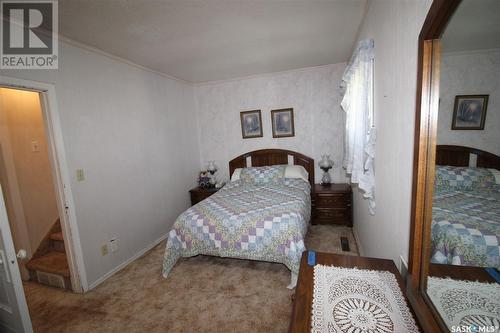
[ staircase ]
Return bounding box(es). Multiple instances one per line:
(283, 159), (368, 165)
(26, 219), (71, 290)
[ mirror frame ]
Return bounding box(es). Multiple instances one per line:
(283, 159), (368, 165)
(407, 0), (462, 332)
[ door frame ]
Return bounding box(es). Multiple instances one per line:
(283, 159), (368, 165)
(0, 75), (87, 292)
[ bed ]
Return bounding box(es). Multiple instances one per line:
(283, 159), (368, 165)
(162, 149), (314, 287)
(430, 145), (500, 270)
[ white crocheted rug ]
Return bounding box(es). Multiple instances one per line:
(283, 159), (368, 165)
(312, 265), (418, 333)
(427, 276), (500, 332)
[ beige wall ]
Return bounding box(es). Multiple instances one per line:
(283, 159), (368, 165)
(1, 39), (200, 288)
(351, 0), (432, 269)
(0, 88), (59, 255)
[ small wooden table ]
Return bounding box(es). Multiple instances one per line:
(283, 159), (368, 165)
(429, 263), (496, 283)
(189, 186), (219, 205)
(311, 184), (352, 226)
(289, 252), (411, 332)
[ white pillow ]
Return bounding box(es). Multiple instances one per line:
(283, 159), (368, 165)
(285, 165), (309, 181)
(488, 168), (500, 184)
(230, 168), (242, 181)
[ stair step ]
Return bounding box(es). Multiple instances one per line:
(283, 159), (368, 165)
(50, 231), (65, 253)
(52, 240), (66, 253)
(50, 232), (63, 241)
(26, 252), (70, 278)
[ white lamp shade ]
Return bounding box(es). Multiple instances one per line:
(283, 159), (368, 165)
(319, 155), (333, 168)
(207, 160), (217, 172)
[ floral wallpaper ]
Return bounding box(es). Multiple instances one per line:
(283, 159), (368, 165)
(438, 49), (500, 155)
(194, 64), (347, 184)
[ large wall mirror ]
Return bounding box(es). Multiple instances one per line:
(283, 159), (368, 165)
(409, 0), (500, 332)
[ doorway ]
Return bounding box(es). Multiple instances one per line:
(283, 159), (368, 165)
(0, 87), (73, 289)
(0, 82), (83, 296)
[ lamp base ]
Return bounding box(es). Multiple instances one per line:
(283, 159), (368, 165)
(321, 170), (332, 185)
(320, 166), (332, 185)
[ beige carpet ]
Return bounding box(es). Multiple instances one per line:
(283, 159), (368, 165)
(24, 225), (358, 333)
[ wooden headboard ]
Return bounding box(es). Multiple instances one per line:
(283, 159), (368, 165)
(436, 145), (500, 170)
(228, 149), (315, 186)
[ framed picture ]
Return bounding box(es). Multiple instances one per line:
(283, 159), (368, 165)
(240, 110), (263, 139)
(271, 108), (295, 138)
(451, 95), (489, 130)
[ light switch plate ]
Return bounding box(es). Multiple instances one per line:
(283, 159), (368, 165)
(76, 169), (85, 182)
(31, 141), (40, 152)
(101, 244), (108, 256)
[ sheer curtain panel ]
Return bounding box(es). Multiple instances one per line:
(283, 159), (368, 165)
(340, 39), (376, 215)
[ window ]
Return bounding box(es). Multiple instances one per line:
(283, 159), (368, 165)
(340, 39), (376, 215)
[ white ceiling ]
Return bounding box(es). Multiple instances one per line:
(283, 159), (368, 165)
(59, 0), (368, 83)
(442, 0), (500, 53)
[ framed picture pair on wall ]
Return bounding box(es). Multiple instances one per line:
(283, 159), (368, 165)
(240, 108), (295, 139)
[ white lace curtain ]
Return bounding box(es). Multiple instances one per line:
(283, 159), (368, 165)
(341, 39), (376, 215)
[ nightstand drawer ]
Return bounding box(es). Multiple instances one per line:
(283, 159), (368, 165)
(315, 208), (350, 221)
(314, 194), (349, 208)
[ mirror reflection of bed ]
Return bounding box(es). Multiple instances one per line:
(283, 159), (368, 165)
(429, 145), (500, 273)
(426, 145), (500, 330)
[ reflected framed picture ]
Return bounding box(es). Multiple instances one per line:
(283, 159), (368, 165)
(271, 108), (295, 138)
(240, 110), (263, 139)
(451, 95), (488, 130)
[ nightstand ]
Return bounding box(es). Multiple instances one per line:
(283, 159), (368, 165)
(189, 186), (219, 206)
(311, 184), (352, 226)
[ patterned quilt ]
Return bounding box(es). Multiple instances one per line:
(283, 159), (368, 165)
(162, 178), (311, 278)
(431, 187), (500, 269)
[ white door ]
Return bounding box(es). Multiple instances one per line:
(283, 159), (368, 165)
(0, 185), (32, 333)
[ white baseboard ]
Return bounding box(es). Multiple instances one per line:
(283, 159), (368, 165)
(352, 227), (364, 256)
(399, 255), (408, 276)
(87, 233), (168, 291)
